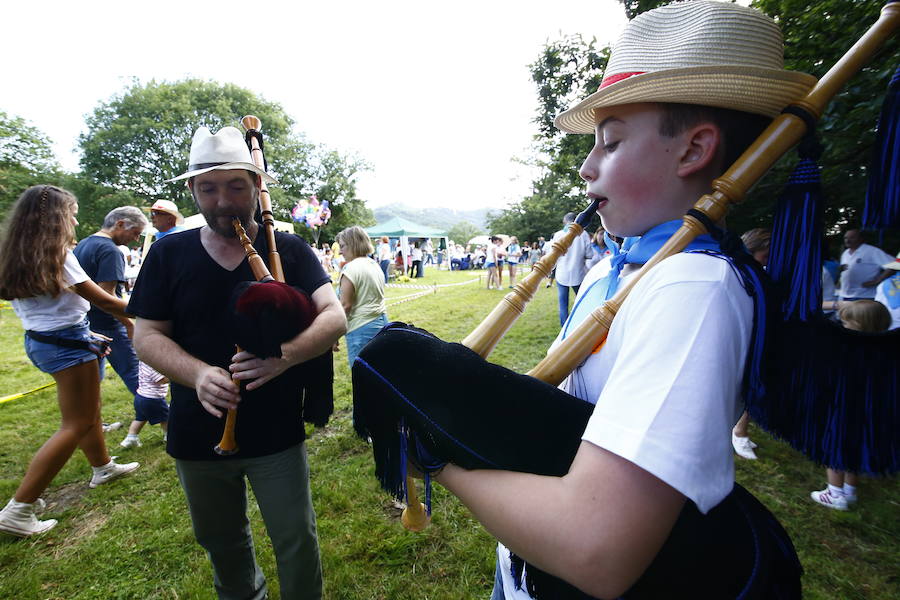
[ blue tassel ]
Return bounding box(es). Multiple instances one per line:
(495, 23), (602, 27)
(863, 65), (900, 229)
(768, 155), (824, 321)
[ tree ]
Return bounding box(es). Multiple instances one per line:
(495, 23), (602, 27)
(491, 0), (898, 244)
(487, 34), (609, 241)
(0, 112), (61, 217)
(736, 0), (900, 241)
(308, 150), (374, 243)
(78, 79), (369, 234)
(447, 221), (484, 246)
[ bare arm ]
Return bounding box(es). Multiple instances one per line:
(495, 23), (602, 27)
(96, 280), (135, 336)
(862, 268), (891, 288)
(230, 281), (347, 391)
(339, 275), (356, 317)
(437, 441), (684, 599)
(72, 279), (131, 319)
(133, 318), (239, 418)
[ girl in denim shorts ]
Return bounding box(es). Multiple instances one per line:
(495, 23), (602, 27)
(0, 185), (140, 537)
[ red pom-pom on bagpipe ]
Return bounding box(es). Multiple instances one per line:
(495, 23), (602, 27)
(231, 280), (316, 358)
(230, 280), (334, 427)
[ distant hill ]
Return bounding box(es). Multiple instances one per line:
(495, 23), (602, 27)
(371, 203), (491, 233)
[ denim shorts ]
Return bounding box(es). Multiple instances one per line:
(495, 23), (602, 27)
(135, 393), (170, 424)
(346, 314), (388, 367)
(24, 319), (98, 375)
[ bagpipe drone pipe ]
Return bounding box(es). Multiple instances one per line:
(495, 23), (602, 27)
(214, 116), (333, 456)
(352, 4), (899, 599)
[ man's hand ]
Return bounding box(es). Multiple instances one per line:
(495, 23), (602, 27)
(229, 349), (291, 392)
(194, 365), (240, 418)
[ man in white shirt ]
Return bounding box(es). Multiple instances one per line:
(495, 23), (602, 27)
(552, 213), (593, 326)
(839, 229), (894, 300)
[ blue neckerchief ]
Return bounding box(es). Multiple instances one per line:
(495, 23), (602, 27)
(562, 220), (720, 339)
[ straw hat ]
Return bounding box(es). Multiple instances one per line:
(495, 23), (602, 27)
(166, 127), (277, 184)
(883, 252), (900, 271)
(555, 1), (818, 134)
(149, 199), (185, 225)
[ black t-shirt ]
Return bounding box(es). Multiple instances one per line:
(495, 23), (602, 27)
(73, 235), (125, 330)
(127, 228), (331, 460)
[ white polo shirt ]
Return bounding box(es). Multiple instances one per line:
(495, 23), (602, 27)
(840, 243), (893, 299)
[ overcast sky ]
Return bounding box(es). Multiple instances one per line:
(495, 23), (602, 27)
(1, 0), (628, 211)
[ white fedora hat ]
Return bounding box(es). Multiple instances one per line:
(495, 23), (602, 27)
(555, 1), (818, 134)
(166, 126), (277, 184)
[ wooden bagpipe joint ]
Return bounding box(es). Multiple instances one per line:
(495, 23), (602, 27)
(400, 474), (431, 532)
(241, 115), (284, 282)
(214, 389), (240, 455)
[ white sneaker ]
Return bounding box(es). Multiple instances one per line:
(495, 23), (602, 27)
(119, 436), (142, 449)
(89, 461), (140, 488)
(810, 488), (849, 511)
(732, 433), (758, 460)
(102, 422), (122, 433)
(0, 498), (58, 537)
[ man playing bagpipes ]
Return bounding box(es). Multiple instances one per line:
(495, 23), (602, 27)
(128, 126), (346, 600)
(352, 2), (835, 598)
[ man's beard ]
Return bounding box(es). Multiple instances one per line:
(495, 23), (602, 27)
(201, 208), (255, 238)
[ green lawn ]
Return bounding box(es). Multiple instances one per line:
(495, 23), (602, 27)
(0, 269), (897, 599)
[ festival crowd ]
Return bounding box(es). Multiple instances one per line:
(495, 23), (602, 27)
(1, 3), (898, 599)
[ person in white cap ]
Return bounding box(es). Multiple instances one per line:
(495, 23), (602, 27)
(425, 2), (817, 598)
(149, 199), (185, 239)
(128, 126), (346, 599)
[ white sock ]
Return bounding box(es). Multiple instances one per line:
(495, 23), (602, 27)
(93, 460), (115, 474)
(827, 484), (844, 497)
(843, 483), (857, 497)
(125, 434), (139, 440)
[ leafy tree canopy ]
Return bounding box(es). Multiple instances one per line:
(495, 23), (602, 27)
(0, 112), (62, 216)
(447, 221), (484, 247)
(78, 79), (370, 236)
(491, 0), (899, 248)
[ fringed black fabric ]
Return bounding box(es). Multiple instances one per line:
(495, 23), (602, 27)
(352, 322), (592, 502)
(754, 127), (900, 475)
(752, 317), (900, 474)
(863, 65), (900, 229)
(351, 323), (802, 599)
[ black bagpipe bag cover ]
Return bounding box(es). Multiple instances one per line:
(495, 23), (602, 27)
(230, 280), (333, 427)
(352, 322), (801, 599)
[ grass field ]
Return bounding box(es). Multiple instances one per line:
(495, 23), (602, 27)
(0, 266), (897, 599)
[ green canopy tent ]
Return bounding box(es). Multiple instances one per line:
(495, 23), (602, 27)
(365, 217), (449, 273)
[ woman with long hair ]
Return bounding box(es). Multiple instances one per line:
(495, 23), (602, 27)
(0, 185), (140, 537)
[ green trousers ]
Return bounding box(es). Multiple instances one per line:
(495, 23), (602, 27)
(176, 443), (322, 600)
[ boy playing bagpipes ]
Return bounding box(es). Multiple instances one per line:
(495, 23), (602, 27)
(353, 2), (828, 598)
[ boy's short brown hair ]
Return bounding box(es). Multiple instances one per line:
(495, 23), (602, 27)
(657, 103), (772, 175)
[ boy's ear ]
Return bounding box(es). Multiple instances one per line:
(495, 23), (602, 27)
(676, 123), (720, 177)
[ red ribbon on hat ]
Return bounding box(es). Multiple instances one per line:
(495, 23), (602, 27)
(600, 71), (645, 88)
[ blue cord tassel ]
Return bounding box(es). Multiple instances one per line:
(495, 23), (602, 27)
(768, 157), (823, 321)
(863, 65), (900, 229)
